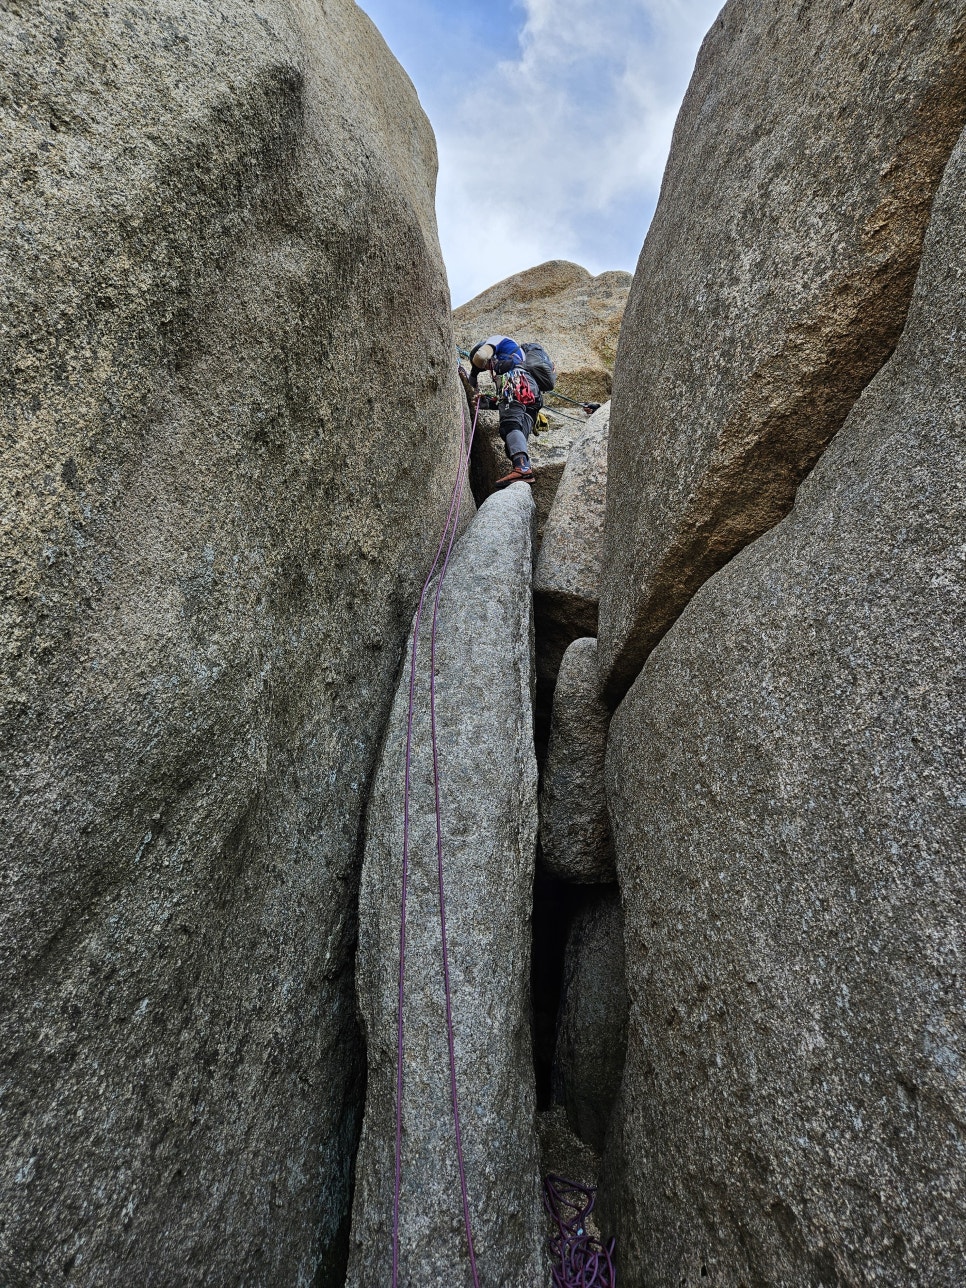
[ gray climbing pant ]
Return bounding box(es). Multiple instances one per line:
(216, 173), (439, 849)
(500, 400), (535, 459)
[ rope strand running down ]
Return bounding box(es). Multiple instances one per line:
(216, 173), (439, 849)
(428, 417), (482, 1288)
(392, 394), (482, 1288)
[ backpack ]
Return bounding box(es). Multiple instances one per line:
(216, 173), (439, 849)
(521, 341), (557, 392)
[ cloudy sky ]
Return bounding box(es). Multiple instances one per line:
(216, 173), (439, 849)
(356, 0), (723, 305)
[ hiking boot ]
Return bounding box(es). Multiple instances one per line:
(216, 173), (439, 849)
(494, 464), (536, 488)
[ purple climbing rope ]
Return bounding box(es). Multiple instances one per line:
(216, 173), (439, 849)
(428, 414), (482, 1286)
(543, 1174), (617, 1287)
(392, 391), (482, 1288)
(391, 390), (614, 1287)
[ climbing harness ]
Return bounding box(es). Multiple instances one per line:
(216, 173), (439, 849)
(393, 388), (482, 1288)
(456, 345), (601, 416)
(544, 1175), (617, 1287)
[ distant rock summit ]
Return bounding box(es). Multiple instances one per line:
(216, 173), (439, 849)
(454, 259), (631, 403)
(456, 263), (627, 571)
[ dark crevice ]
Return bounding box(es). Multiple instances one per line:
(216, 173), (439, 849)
(531, 864), (584, 1109)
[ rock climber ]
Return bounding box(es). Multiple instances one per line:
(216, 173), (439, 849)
(466, 335), (543, 488)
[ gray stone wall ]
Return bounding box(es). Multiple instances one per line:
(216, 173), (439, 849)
(0, 2), (464, 1283)
(599, 0), (966, 701)
(349, 485), (543, 1288)
(602, 120), (966, 1288)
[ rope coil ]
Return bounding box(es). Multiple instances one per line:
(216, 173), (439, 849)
(544, 1174), (617, 1287)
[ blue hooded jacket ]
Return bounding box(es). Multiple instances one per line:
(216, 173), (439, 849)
(469, 335), (526, 375)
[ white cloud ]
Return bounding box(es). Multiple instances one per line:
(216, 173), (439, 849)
(436, 0), (724, 305)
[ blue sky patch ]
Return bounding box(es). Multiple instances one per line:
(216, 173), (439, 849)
(358, 0), (723, 305)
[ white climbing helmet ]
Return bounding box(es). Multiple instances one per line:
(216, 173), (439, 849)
(471, 343), (494, 369)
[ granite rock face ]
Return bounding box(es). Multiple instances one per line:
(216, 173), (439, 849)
(454, 260), (630, 403)
(469, 406), (580, 553)
(535, 402), (610, 687)
(599, 0), (966, 700)
(349, 485), (544, 1287)
(601, 125), (966, 1288)
(540, 638), (614, 885)
(554, 889), (628, 1153)
(0, 2), (464, 1284)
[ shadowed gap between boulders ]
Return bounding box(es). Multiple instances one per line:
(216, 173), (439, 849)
(530, 866), (584, 1109)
